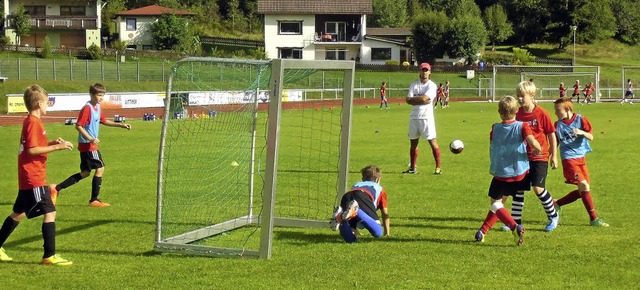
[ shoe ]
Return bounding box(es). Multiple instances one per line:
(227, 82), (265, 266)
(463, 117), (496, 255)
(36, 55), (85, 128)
(590, 217), (609, 227)
(89, 199), (111, 207)
(341, 200), (359, 221)
(42, 254), (73, 266)
(474, 230), (484, 242)
(512, 224), (525, 246)
(500, 225), (511, 231)
(330, 206), (342, 231)
(402, 168), (417, 174)
(434, 168), (442, 175)
(545, 215), (559, 232)
(0, 247), (13, 262)
(49, 184), (58, 206)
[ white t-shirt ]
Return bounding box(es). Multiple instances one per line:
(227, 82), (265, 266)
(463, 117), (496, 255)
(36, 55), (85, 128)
(407, 79), (437, 120)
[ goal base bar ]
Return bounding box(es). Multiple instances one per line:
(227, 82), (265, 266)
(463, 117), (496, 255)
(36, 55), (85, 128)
(154, 242), (260, 258)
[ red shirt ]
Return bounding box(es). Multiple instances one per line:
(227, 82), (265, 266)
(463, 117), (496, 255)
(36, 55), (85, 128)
(437, 87), (444, 96)
(376, 189), (388, 210)
(573, 83), (580, 94)
(516, 105), (555, 161)
(560, 85), (566, 96)
(18, 115), (48, 189)
(76, 104), (106, 152)
(380, 85), (386, 97)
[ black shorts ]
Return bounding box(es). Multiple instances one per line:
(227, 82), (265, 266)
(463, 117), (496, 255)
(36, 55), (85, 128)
(80, 150), (105, 172)
(340, 190), (378, 228)
(571, 93), (579, 97)
(519, 161), (549, 191)
(13, 186), (56, 218)
(488, 178), (528, 200)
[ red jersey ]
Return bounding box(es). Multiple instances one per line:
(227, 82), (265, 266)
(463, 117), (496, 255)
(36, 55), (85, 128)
(560, 85), (566, 96)
(376, 189), (388, 210)
(437, 86), (444, 96)
(573, 83), (580, 94)
(583, 84), (594, 95)
(380, 85), (386, 97)
(516, 105), (555, 161)
(18, 115), (48, 189)
(76, 104), (106, 152)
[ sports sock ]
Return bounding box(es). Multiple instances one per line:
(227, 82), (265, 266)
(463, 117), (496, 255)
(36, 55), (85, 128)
(480, 210), (499, 234)
(511, 192), (525, 224)
(91, 176), (103, 201)
(57, 173), (84, 192)
(339, 221), (357, 243)
(356, 209), (383, 238)
(42, 222), (55, 259)
(432, 147), (441, 168)
(557, 190), (581, 206)
(538, 189), (557, 218)
(495, 208), (517, 229)
(410, 148), (418, 169)
(580, 191), (597, 221)
(0, 216), (19, 247)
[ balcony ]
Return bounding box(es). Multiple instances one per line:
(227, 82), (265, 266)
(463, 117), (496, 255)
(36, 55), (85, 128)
(7, 16), (98, 30)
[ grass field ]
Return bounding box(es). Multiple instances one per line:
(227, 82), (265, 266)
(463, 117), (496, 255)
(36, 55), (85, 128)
(0, 101), (638, 288)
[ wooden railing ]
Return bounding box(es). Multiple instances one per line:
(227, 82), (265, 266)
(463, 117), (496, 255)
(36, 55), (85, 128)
(6, 16), (98, 30)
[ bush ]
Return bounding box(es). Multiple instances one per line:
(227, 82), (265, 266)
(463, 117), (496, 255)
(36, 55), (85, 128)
(87, 43), (103, 60)
(39, 36), (52, 59)
(385, 60), (400, 66)
(512, 47), (534, 65)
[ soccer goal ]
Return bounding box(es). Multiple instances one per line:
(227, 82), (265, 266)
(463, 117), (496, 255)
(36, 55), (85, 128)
(155, 58), (355, 259)
(621, 66), (640, 100)
(491, 65), (600, 102)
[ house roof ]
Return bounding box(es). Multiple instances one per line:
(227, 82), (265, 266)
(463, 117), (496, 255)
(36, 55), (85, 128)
(366, 28), (411, 36)
(258, 0), (372, 15)
(116, 4), (194, 16)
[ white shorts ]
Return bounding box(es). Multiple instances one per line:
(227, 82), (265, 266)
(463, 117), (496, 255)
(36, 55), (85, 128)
(408, 119), (436, 140)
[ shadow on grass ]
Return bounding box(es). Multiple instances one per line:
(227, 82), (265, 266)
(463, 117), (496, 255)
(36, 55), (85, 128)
(4, 220), (114, 248)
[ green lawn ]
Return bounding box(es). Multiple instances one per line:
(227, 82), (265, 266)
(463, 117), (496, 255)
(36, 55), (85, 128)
(0, 101), (638, 288)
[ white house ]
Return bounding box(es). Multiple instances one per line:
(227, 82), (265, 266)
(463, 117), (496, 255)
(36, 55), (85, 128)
(115, 4), (193, 50)
(3, 0), (102, 48)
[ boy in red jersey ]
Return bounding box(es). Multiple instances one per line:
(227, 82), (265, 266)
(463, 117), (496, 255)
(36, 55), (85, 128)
(552, 97), (608, 227)
(0, 85), (74, 265)
(443, 80), (450, 108)
(379, 82), (389, 110)
(571, 80), (580, 103)
(501, 81), (560, 232)
(582, 82), (595, 104)
(474, 96), (542, 245)
(435, 83), (445, 109)
(559, 83), (566, 98)
(51, 83), (131, 207)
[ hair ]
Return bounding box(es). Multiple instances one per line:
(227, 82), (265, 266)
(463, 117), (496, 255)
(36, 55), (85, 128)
(516, 80), (537, 98)
(23, 84), (48, 112)
(498, 95), (519, 119)
(90, 83), (106, 96)
(439, 83), (443, 86)
(554, 97), (574, 112)
(628, 79), (631, 82)
(381, 81), (385, 85)
(361, 165), (381, 182)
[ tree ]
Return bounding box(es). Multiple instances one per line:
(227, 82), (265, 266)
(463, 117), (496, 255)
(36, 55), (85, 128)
(102, 0), (127, 38)
(445, 14), (487, 63)
(610, 0), (640, 44)
(371, 0), (408, 28)
(574, 0), (616, 43)
(150, 13), (191, 51)
(501, 0), (551, 45)
(411, 11), (449, 63)
(483, 4), (513, 50)
(12, 4), (30, 48)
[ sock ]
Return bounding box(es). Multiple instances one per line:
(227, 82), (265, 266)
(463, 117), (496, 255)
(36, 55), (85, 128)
(432, 147), (441, 168)
(511, 192), (525, 224)
(339, 221), (357, 243)
(410, 148), (418, 169)
(356, 209), (383, 238)
(480, 210), (499, 234)
(42, 222), (55, 259)
(580, 191), (597, 221)
(57, 173), (84, 192)
(495, 208), (517, 230)
(538, 189), (557, 218)
(0, 216), (19, 247)
(557, 190), (581, 206)
(91, 176), (103, 201)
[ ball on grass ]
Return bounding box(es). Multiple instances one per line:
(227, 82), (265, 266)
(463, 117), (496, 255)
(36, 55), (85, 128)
(449, 140), (464, 154)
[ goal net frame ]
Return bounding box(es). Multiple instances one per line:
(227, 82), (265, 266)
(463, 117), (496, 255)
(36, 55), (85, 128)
(491, 65), (601, 102)
(155, 58), (355, 259)
(622, 66), (640, 99)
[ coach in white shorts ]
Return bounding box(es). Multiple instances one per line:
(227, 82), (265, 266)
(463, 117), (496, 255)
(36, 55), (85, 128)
(403, 62), (442, 175)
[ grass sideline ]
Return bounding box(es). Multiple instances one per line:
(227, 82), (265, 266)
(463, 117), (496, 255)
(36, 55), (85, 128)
(0, 102), (638, 288)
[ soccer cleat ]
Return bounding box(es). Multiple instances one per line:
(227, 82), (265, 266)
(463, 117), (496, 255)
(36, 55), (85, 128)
(590, 218), (609, 227)
(330, 206), (342, 231)
(545, 215), (559, 232)
(513, 225), (525, 246)
(341, 200), (359, 221)
(434, 167), (442, 175)
(0, 247), (13, 262)
(89, 199), (111, 207)
(402, 168), (417, 174)
(42, 254), (73, 266)
(49, 184), (58, 206)
(474, 230), (485, 243)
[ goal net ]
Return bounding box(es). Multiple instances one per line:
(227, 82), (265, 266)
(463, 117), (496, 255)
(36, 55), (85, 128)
(155, 58), (355, 259)
(491, 65), (600, 102)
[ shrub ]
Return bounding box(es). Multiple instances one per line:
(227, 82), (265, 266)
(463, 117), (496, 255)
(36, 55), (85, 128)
(39, 36), (52, 59)
(385, 60), (400, 66)
(87, 43), (103, 60)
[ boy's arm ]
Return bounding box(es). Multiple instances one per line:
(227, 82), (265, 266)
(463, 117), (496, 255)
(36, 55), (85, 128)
(27, 140), (73, 155)
(406, 95), (431, 105)
(525, 134), (542, 156)
(573, 128), (593, 141)
(380, 207), (390, 236)
(547, 132), (558, 169)
(76, 124), (99, 144)
(102, 120), (132, 130)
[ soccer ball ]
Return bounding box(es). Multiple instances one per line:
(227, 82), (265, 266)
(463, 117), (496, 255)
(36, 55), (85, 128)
(450, 140), (464, 154)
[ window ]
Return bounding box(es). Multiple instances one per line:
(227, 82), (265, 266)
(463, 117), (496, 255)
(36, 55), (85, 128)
(60, 6), (85, 16)
(325, 49), (347, 60)
(371, 48), (392, 61)
(142, 45), (153, 50)
(126, 18), (137, 31)
(278, 21), (302, 35)
(279, 48), (303, 59)
(24, 6), (46, 16)
(325, 22), (346, 41)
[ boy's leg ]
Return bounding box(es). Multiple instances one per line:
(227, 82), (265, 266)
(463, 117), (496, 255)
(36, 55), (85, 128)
(42, 220), (56, 259)
(355, 209), (383, 238)
(56, 172), (88, 192)
(89, 167), (109, 207)
(338, 221), (357, 243)
(0, 215), (21, 252)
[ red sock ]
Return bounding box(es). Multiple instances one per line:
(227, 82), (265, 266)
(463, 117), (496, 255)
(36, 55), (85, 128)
(432, 147), (441, 168)
(557, 190), (581, 206)
(580, 191), (597, 221)
(410, 148), (418, 168)
(480, 210), (499, 234)
(495, 208), (517, 229)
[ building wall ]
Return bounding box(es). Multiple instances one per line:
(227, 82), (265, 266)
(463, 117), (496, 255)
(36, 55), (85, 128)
(361, 39), (402, 64)
(264, 14), (316, 60)
(117, 15), (157, 49)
